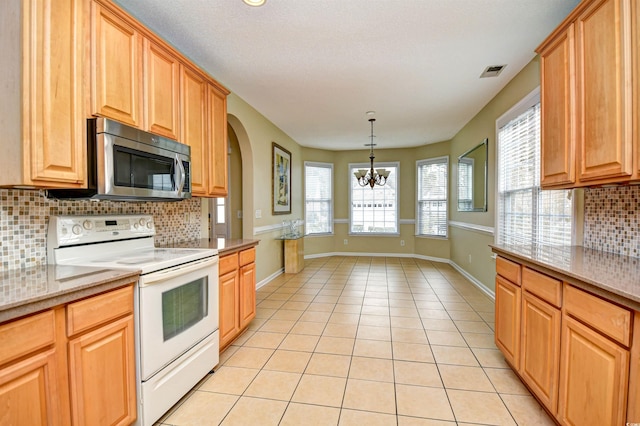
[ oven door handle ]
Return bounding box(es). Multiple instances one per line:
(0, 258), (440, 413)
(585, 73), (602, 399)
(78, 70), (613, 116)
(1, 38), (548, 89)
(174, 154), (186, 196)
(141, 257), (217, 286)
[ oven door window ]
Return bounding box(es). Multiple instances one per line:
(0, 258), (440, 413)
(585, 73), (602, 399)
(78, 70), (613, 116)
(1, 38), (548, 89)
(114, 145), (175, 191)
(161, 277), (208, 341)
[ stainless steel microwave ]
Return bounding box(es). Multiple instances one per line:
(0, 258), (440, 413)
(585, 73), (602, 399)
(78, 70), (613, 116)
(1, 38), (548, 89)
(47, 118), (191, 201)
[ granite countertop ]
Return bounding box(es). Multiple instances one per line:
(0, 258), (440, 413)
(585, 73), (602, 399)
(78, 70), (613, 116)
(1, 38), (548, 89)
(491, 244), (640, 308)
(158, 238), (260, 255)
(0, 265), (140, 323)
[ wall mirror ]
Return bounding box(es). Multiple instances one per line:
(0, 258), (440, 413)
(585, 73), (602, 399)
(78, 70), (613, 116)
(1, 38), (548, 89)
(457, 138), (488, 212)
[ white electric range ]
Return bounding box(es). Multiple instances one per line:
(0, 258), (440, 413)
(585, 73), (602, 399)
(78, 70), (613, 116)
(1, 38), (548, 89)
(48, 214), (219, 426)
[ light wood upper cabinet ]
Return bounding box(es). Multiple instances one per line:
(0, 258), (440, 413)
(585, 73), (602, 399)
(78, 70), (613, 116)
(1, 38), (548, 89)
(539, 24), (575, 188)
(558, 315), (629, 426)
(90, 2), (143, 128)
(576, 0), (633, 183)
(181, 65), (209, 196)
(144, 40), (180, 140)
(0, 0), (85, 188)
(538, 0), (638, 187)
(208, 83), (229, 197)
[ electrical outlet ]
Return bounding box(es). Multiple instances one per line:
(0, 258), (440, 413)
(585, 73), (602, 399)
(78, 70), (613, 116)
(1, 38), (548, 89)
(343, 239), (348, 245)
(468, 254), (472, 263)
(400, 240), (405, 246)
(255, 209), (262, 219)
(237, 210), (243, 219)
(183, 212), (190, 222)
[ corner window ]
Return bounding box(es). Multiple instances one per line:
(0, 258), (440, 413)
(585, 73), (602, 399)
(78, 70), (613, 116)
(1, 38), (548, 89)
(416, 157), (448, 237)
(496, 89), (573, 246)
(349, 162), (398, 234)
(304, 162), (333, 235)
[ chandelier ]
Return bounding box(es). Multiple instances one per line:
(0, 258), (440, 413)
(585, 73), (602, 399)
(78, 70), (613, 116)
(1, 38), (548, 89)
(353, 114), (389, 188)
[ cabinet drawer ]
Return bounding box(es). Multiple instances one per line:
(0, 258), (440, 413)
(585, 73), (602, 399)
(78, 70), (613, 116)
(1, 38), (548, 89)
(0, 310), (55, 366)
(67, 285), (134, 336)
(496, 256), (521, 285)
(219, 253), (239, 275)
(522, 267), (562, 307)
(564, 284), (632, 347)
(239, 247), (255, 267)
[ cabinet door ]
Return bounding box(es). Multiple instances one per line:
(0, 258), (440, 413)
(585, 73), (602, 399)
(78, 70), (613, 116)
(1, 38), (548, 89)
(521, 292), (561, 413)
(144, 40), (180, 140)
(576, 0), (633, 183)
(558, 315), (629, 426)
(495, 276), (521, 368)
(68, 315), (136, 426)
(239, 262), (256, 329)
(181, 65), (208, 196)
(539, 24), (575, 188)
(208, 83), (228, 197)
(219, 269), (240, 349)
(91, 2), (142, 128)
(23, 0), (85, 187)
(0, 349), (62, 426)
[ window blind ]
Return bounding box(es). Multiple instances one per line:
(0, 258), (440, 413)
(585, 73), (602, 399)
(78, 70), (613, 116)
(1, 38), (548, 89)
(350, 163), (398, 234)
(416, 157), (448, 237)
(497, 102), (572, 246)
(304, 162), (333, 234)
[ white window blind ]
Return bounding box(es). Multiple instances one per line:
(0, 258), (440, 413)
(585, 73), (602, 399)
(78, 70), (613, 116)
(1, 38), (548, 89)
(416, 156), (448, 237)
(304, 162), (333, 234)
(497, 100), (573, 246)
(349, 162), (398, 234)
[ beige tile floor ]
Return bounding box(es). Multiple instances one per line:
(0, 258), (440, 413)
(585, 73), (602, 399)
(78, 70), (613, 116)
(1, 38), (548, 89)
(156, 256), (554, 426)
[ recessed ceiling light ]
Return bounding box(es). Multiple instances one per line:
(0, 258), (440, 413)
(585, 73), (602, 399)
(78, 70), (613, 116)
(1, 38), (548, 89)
(243, 0), (266, 6)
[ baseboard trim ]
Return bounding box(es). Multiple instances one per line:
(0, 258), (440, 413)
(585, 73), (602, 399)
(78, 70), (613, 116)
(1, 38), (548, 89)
(257, 267), (284, 290)
(449, 261), (495, 300)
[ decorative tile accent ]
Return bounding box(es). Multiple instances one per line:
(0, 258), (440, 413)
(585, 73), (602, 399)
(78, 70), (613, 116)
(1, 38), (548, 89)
(0, 189), (202, 272)
(583, 186), (640, 258)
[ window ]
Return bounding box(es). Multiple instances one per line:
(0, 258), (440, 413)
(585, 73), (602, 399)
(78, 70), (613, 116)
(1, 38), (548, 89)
(416, 157), (448, 237)
(304, 162), (333, 234)
(349, 162), (398, 234)
(496, 89), (573, 246)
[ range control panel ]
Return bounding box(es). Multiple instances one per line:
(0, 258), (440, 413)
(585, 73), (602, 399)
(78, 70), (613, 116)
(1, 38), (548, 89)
(49, 215), (155, 248)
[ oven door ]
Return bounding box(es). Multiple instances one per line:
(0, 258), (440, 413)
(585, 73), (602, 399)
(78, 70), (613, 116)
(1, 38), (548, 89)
(138, 256), (218, 380)
(99, 133), (191, 200)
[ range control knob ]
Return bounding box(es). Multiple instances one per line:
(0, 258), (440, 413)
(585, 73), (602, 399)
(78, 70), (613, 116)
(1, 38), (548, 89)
(82, 220), (93, 230)
(72, 225), (82, 235)
(146, 221), (154, 229)
(139, 218), (147, 227)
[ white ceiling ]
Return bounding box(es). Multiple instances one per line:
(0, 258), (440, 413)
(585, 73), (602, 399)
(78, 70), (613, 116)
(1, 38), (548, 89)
(115, 0), (579, 151)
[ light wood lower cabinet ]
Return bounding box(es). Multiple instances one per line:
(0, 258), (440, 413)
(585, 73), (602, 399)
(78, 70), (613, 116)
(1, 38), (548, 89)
(558, 316), (629, 426)
(219, 247), (257, 351)
(494, 254), (639, 425)
(495, 275), (521, 368)
(521, 291), (561, 413)
(0, 284), (136, 425)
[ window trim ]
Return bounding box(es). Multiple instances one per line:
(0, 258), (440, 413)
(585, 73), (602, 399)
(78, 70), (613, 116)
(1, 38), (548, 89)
(348, 161), (400, 236)
(304, 161), (334, 236)
(494, 86), (577, 246)
(415, 156), (449, 238)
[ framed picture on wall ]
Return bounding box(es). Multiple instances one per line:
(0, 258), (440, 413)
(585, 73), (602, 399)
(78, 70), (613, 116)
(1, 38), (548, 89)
(272, 142), (292, 215)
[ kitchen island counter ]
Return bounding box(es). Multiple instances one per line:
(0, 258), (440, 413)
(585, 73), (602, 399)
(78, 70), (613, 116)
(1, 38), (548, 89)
(0, 265), (140, 323)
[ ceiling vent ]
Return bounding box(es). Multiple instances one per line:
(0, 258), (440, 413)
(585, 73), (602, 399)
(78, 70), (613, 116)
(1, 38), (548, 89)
(480, 64), (507, 78)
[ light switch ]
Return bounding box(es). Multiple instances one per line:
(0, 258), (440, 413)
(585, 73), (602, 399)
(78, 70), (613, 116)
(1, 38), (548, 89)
(255, 209), (262, 219)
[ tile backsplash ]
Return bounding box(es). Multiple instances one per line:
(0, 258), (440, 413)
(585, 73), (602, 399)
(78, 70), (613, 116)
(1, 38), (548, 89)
(583, 185), (640, 258)
(0, 189), (202, 272)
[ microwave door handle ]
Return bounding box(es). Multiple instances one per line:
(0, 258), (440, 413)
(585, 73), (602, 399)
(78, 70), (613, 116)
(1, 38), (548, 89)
(175, 154), (186, 195)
